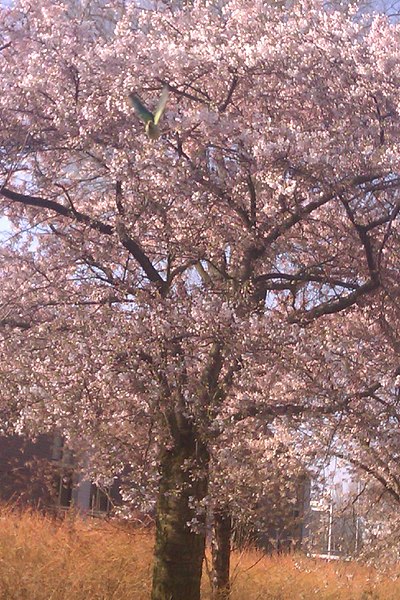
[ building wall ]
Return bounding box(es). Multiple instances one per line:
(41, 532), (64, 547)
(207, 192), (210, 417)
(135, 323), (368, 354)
(0, 434), (120, 515)
(0, 434), (55, 507)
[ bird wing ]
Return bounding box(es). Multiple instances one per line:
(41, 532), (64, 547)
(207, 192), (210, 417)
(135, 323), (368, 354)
(128, 93), (154, 123)
(153, 86), (169, 125)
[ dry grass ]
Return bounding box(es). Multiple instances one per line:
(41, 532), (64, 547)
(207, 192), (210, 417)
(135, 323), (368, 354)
(0, 507), (152, 600)
(222, 550), (400, 600)
(0, 507), (399, 599)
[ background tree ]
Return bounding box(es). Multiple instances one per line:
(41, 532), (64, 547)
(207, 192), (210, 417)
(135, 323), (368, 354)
(0, 1), (400, 599)
(209, 423), (307, 598)
(323, 297), (400, 560)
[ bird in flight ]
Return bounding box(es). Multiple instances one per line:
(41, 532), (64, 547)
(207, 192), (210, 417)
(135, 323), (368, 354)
(128, 86), (169, 140)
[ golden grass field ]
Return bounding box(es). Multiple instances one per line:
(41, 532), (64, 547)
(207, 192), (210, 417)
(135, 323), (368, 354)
(0, 507), (398, 599)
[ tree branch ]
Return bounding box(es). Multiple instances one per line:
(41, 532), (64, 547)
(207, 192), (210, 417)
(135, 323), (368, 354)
(289, 278), (379, 324)
(246, 173), (257, 227)
(218, 75), (239, 113)
(261, 173), (387, 247)
(233, 380), (384, 424)
(115, 180), (124, 216)
(0, 186), (165, 289)
(255, 272), (358, 291)
(0, 317), (31, 330)
(334, 451), (400, 505)
(0, 186), (113, 235)
(0, 42), (11, 52)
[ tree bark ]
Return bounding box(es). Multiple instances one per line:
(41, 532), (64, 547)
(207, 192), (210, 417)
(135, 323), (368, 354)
(151, 431), (209, 600)
(211, 507), (232, 600)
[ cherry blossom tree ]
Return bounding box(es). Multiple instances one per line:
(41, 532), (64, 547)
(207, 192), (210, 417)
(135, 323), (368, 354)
(209, 423), (307, 597)
(319, 297), (400, 559)
(284, 273), (400, 560)
(0, 1), (400, 598)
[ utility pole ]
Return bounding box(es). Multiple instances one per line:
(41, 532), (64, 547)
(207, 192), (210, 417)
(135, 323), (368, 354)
(327, 493), (334, 557)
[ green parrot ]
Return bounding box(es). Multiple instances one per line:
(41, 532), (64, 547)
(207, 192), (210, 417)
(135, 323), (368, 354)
(128, 86), (169, 140)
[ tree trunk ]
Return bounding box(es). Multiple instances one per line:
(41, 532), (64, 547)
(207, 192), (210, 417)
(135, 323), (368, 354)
(211, 507), (232, 600)
(151, 431), (209, 600)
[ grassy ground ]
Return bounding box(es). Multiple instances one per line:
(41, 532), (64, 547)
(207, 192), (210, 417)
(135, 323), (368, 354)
(0, 507), (398, 599)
